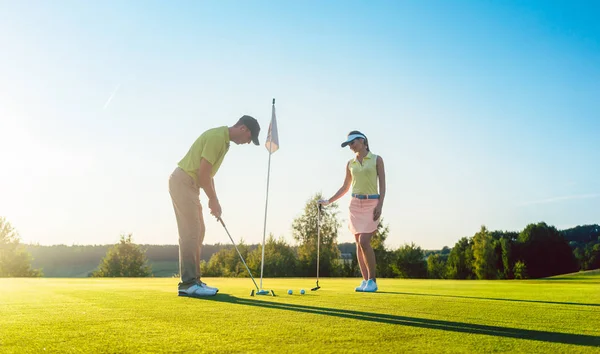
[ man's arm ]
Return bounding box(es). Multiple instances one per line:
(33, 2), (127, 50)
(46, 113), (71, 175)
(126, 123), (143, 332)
(197, 158), (218, 201)
(197, 158), (222, 219)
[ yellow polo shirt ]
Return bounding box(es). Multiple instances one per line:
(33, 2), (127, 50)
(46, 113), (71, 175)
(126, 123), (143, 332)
(349, 151), (378, 195)
(178, 126), (230, 184)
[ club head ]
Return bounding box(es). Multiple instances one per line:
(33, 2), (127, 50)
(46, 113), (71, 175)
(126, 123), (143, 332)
(311, 286), (321, 291)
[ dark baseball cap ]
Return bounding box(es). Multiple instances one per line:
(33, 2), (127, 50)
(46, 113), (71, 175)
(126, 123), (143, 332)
(238, 115), (261, 145)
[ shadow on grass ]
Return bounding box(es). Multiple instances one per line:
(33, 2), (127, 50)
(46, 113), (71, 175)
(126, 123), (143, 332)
(535, 279), (600, 285)
(191, 294), (600, 347)
(376, 291), (600, 308)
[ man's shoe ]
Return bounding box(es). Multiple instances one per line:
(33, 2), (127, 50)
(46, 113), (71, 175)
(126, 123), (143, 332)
(355, 280), (367, 292)
(363, 279), (378, 292)
(178, 283), (217, 297)
(199, 281), (219, 293)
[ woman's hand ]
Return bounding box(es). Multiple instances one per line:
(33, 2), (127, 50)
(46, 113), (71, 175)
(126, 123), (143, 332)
(373, 202), (383, 220)
(318, 199), (331, 206)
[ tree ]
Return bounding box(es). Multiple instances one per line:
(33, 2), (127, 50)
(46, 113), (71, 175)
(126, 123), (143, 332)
(370, 219), (394, 278)
(561, 224), (600, 243)
(500, 237), (514, 279)
(513, 260), (528, 279)
(92, 234), (152, 277)
(472, 225), (497, 279)
(203, 240), (255, 277)
(340, 254), (360, 277)
(581, 240), (600, 270)
(490, 230), (517, 278)
(517, 222), (578, 278)
(292, 194), (341, 277)
(427, 254), (446, 279)
(446, 237), (475, 279)
(0, 217), (42, 277)
(247, 234), (297, 277)
(392, 242), (427, 278)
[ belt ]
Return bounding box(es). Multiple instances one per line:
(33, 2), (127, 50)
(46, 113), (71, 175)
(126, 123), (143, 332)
(351, 193), (380, 200)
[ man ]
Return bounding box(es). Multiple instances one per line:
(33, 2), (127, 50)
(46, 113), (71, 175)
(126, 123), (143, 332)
(169, 115), (261, 297)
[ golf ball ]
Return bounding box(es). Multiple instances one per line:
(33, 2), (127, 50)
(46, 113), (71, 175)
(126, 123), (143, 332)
(300, 289), (305, 295)
(287, 289), (293, 295)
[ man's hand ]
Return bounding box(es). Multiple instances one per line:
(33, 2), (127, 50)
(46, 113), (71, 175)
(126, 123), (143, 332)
(209, 198), (222, 220)
(373, 202), (383, 221)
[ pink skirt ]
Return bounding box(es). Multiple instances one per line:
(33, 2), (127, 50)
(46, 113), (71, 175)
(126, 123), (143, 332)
(348, 198), (379, 234)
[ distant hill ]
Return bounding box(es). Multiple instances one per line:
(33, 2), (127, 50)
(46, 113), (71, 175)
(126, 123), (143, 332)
(560, 224), (600, 243)
(25, 243), (258, 278)
(24, 224), (598, 277)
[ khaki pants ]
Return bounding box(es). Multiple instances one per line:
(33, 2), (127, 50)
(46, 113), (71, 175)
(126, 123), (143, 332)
(168, 167), (205, 287)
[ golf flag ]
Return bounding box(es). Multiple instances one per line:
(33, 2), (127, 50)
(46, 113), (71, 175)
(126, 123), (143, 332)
(265, 100), (279, 154)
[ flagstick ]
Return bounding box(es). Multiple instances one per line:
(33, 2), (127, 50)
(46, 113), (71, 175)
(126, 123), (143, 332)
(260, 98), (275, 289)
(260, 147), (272, 288)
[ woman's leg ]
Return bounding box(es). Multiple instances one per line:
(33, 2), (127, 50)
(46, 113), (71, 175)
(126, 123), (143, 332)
(354, 234), (368, 280)
(358, 232), (376, 280)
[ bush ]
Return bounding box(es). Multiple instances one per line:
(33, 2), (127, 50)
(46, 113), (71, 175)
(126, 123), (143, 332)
(513, 260), (528, 279)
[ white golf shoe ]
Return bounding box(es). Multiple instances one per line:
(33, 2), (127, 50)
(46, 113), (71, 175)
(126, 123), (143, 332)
(355, 280), (367, 292)
(362, 279), (378, 292)
(199, 281), (219, 293)
(178, 283), (217, 297)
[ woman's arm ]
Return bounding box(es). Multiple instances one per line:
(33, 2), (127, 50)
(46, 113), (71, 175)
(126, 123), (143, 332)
(373, 156), (386, 220)
(322, 161), (352, 204)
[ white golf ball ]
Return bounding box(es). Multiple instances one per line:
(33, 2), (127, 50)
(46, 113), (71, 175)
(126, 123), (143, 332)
(287, 289), (293, 295)
(300, 289), (305, 295)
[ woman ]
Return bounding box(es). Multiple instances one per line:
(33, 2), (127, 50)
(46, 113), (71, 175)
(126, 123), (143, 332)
(318, 130), (386, 292)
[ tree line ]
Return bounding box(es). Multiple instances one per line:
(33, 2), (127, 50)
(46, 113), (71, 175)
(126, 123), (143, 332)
(1, 195), (598, 279)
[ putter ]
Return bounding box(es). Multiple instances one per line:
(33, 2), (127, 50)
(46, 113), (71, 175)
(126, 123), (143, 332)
(311, 204), (322, 291)
(218, 217), (275, 297)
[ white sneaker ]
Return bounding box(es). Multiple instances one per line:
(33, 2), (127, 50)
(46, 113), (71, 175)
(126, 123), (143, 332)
(363, 279), (378, 292)
(355, 280), (367, 292)
(199, 281), (219, 293)
(178, 283), (217, 297)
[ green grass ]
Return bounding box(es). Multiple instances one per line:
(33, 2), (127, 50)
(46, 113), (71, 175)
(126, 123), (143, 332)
(1, 273), (599, 353)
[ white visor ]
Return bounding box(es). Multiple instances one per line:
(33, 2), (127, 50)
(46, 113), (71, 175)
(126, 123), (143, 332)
(341, 133), (366, 147)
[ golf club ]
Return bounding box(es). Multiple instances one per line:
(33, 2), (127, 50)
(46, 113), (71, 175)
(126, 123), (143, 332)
(311, 203), (322, 291)
(218, 217), (275, 296)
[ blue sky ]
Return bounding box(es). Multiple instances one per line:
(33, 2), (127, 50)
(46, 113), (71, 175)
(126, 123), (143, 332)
(1, 1), (598, 250)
